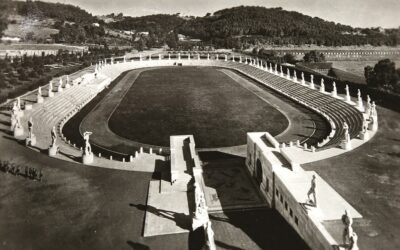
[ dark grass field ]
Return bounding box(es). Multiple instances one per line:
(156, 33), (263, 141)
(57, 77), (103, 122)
(108, 67), (288, 148)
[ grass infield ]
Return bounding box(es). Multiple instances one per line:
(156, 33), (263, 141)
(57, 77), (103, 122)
(109, 67), (288, 148)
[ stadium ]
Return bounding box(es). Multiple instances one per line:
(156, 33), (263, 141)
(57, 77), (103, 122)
(0, 51), (389, 250)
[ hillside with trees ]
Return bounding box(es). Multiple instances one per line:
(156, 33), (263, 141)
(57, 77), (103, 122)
(0, 0), (11, 36)
(1, 3), (399, 49)
(177, 6), (399, 48)
(13, 1), (95, 24)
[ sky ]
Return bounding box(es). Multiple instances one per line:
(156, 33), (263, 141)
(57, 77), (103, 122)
(44, 0), (400, 28)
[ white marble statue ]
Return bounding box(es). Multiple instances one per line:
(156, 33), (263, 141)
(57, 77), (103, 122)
(320, 79), (325, 93)
(286, 68), (291, 79)
(38, 86), (42, 96)
(356, 89), (364, 112)
(349, 232), (359, 250)
(205, 221), (216, 250)
(25, 117), (36, 146)
(192, 183), (209, 230)
(343, 122), (350, 141)
(370, 101), (377, 117)
(51, 126), (57, 146)
(332, 81), (337, 97)
(342, 209), (354, 246)
(83, 131), (93, 155)
(307, 175), (317, 206)
(345, 85), (351, 102)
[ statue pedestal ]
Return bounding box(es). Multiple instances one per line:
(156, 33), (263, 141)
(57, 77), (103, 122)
(37, 96), (44, 103)
(368, 121), (378, 131)
(25, 135), (36, 146)
(25, 104), (32, 110)
(48, 92), (54, 98)
(13, 127), (24, 137)
(17, 110), (24, 117)
(57, 87), (63, 93)
(10, 120), (16, 130)
(65, 83), (71, 89)
(82, 153), (94, 165)
(357, 102), (365, 112)
(48, 145), (58, 156)
(360, 131), (370, 141)
(341, 140), (352, 150)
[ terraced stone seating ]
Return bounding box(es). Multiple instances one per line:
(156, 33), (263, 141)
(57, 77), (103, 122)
(222, 61), (363, 149)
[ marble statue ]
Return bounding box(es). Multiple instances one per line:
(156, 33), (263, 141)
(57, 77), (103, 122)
(301, 72), (305, 85)
(349, 232), (359, 250)
(332, 81), (337, 97)
(293, 70), (298, 82)
(345, 85), (351, 102)
(82, 131), (94, 164)
(17, 97), (21, 110)
(83, 131), (92, 155)
(192, 183), (209, 230)
(51, 126), (57, 146)
(286, 68), (291, 79)
(310, 74), (315, 89)
(204, 221), (216, 250)
(370, 101), (377, 117)
(280, 65), (284, 77)
(38, 86), (42, 96)
(307, 175), (317, 206)
(320, 79), (325, 93)
(341, 121), (352, 150)
(48, 127), (58, 156)
(28, 117), (33, 138)
(342, 209), (354, 246)
(13, 113), (24, 137)
(357, 89), (364, 112)
(25, 117), (36, 146)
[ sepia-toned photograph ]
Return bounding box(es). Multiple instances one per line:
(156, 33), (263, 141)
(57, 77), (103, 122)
(0, 0), (399, 249)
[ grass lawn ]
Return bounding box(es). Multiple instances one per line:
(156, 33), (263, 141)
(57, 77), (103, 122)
(109, 67), (288, 148)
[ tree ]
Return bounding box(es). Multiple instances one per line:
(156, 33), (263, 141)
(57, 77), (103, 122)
(303, 50), (325, 63)
(283, 53), (296, 64)
(0, 0), (11, 36)
(365, 59), (400, 93)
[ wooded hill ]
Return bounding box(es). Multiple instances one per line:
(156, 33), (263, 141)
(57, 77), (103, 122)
(1, 2), (399, 47)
